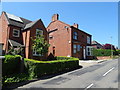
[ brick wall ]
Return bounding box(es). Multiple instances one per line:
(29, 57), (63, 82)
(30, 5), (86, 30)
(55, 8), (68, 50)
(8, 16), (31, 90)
(0, 12), (9, 52)
(47, 20), (72, 57)
(23, 20), (48, 60)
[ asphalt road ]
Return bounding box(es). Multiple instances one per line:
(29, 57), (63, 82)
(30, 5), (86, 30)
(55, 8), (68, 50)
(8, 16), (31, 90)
(18, 58), (119, 89)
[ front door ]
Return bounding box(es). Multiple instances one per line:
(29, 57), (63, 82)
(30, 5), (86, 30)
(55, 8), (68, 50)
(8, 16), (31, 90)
(53, 46), (55, 56)
(83, 47), (86, 59)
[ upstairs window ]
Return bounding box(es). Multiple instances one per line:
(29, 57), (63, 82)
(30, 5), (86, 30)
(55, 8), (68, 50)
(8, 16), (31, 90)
(49, 35), (53, 39)
(65, 26), (69, 29)
(73, 32), (78, 40)
(36, 29), (43, 36)
(87, 36), (90, 44)
(13, 29), (20, 37)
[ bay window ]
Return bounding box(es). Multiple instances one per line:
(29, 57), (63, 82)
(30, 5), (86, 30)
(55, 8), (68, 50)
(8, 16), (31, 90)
(86, 46), (93, 56)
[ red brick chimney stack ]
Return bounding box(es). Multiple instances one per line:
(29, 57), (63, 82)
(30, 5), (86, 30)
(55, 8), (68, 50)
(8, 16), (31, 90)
(52, 14), (59, 22)
(73, 23), (79, 28)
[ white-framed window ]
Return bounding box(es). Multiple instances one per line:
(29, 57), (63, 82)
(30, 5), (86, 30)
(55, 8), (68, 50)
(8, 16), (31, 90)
(36, 29), (43, 36)
(73, 44), (77, 54)
(13, 29), (20, 37)
(77, 45), (82, 51)
(87, 36), (90, 44)
(65, 26), (69, 29)
(86, 46), (93, 56)
(33, 48), (43, 56)
(73, 32), (78, 40)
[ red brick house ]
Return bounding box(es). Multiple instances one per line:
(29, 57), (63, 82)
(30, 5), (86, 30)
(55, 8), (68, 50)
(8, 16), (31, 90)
(92, 40), (103, 49)
(47, 14), (93, 59)
(0, 11), (48, 60)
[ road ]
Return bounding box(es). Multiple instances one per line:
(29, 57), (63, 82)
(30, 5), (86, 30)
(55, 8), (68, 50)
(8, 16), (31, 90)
(18, 58), (119, 89)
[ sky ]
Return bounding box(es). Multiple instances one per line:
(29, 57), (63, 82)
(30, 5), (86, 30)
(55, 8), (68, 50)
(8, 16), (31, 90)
(0, 2), (118, 48)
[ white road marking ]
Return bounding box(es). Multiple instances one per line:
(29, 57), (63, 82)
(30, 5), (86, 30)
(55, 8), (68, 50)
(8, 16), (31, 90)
(85, 83), (94, 90)
(103, 67), (115, 77)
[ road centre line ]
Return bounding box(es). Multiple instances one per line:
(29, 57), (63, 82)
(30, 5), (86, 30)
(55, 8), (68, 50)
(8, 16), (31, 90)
(103, 67), (115, 77)
(85, 83), (94, 90)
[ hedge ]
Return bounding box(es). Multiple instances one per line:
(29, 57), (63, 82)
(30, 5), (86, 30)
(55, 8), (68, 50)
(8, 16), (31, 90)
(92, 49), (119, 56)
(24, 56), (79, 78)
(55, 56), (75, 60)
(2, 73), (29, 85)
(2, 56), (79, 85)
(2, 55), (21, 76)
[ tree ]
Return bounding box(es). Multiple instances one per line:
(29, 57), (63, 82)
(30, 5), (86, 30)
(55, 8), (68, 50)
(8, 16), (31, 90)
(32, 35), (50, 56)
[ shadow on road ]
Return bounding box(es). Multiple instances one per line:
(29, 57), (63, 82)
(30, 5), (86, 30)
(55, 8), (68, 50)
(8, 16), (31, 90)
(3, 66), (83, 89)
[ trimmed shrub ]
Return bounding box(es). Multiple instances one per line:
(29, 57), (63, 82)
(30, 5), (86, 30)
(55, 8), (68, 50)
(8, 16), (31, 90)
(92, 49), (118, 56)
(55, 56), (75, 60)
(116, 50), (120, 55)
(3, 73), (29, 85)
(2, 55), (21, 76)
(2, 55), (79, 86)
(24, 57), (79, 78)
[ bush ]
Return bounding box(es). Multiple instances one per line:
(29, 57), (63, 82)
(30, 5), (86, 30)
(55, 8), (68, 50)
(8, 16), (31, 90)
(2, 55), (79, 86)
(116, 50), (120, 55)
(2, 55), (21, 76)
(92, 49), (119, 56)
(55, 56), (75, 60)
(2, 73), (29, 85)
(24, 57), (79, 78)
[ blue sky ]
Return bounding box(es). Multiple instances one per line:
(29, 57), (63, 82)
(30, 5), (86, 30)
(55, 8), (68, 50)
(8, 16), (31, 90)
(1, 2), (118, 48)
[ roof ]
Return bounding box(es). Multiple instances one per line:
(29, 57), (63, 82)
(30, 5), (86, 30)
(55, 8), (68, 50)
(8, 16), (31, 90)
(47, 20), (70, 29)
(24, 19), (40, 30)
(3, 11), (35, 29)
(6, 12), (23, 23)
(47, 20), (91, 36)
(71, 26), (91, 36)
(92, 40), (102, 45)
(8, 39), (25, 47)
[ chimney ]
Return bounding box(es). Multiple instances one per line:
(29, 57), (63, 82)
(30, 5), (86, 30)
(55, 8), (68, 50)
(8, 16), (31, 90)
(52, 14), (59, 22)
(73, 23), (79, 28)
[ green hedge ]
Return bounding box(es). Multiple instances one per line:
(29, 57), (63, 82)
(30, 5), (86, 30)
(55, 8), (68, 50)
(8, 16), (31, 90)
(2, 73), (29, 85)
(55, 56), (75, 60)
(2, 55), (21, 76)
(24, 57), (79, 78)
(92, 49), (119, 56)
(2, 56), (79, 85)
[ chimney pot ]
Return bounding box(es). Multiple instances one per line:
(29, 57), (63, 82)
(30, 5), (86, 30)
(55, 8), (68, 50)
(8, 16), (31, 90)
(73, 23), (79, 28)
(52, 14), (59, 22)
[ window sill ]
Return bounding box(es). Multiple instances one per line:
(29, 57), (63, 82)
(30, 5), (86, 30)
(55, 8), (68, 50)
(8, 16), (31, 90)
(13, 36), (20, 38)
(33, 54), (43, 56)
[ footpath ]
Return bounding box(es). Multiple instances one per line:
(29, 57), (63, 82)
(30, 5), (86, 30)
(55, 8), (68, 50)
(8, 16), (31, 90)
(79, 59), (109, 67)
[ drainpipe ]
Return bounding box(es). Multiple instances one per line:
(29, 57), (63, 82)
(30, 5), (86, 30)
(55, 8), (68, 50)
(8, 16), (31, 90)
(5, 26), (9, 54)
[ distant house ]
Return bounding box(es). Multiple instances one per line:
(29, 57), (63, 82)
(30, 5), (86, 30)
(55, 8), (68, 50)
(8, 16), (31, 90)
(47, 14), (93, 59)
(0, 11), (48, 60)
(91, 40), (103, 49)
(102, 44), (116, 50)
